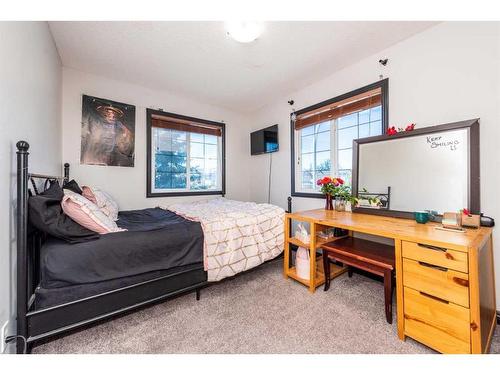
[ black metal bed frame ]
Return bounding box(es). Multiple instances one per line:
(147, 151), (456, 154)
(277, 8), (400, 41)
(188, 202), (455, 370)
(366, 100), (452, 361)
(15, 141), (208, 354)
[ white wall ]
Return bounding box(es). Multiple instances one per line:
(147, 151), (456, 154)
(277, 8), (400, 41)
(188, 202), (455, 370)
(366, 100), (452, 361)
(0, 22), (62, 353)
(248, 22), (500, 301)
(62, 68), (251, 210)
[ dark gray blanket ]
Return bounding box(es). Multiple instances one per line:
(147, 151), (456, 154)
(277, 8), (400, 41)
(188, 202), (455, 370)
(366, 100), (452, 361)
(40, 208), (204, 288)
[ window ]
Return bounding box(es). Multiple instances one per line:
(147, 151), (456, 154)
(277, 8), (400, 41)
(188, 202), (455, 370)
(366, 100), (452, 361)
(299, 122), (331, 191)
(291, 79), (388, 197)
(147, 109), (225, 197)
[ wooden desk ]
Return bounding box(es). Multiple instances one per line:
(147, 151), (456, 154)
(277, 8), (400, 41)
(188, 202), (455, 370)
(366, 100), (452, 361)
(284, 209), (497, 354)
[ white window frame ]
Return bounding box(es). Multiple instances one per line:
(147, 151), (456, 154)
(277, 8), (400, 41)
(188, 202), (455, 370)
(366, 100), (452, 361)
(295, 120), (335, 194)
(150, 129), (223, 194)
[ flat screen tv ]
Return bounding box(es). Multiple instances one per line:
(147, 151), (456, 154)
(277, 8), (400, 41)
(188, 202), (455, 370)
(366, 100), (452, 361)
(250, 124), (279, 155)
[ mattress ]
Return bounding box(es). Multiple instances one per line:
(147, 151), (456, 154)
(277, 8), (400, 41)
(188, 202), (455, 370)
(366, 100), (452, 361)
(39, 208), (204, 289)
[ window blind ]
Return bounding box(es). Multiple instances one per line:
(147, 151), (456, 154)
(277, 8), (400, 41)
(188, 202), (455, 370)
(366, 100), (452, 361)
(294, 88), (382, 130)
(151, 114), (222, 137)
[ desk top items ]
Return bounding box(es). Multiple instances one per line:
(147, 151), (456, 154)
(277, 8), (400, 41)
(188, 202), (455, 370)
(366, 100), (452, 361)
(442, 211), (462, 229)
(480, 214), (495, 227)
(461, 208), (480, 228)
(414, 211), (430, 224)
(434, 211), (466, 233)
(316, 176), (353, 211)
(414, 210), (437, 224)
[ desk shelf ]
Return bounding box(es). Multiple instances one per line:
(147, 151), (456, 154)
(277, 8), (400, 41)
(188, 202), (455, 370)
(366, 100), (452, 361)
(286, 258), (347, 288)
(288, 236), (335, 250)
(284, 214), (349, 292)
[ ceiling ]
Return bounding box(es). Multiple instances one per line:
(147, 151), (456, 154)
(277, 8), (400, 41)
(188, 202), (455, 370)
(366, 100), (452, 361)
(49, 21), (437, 113)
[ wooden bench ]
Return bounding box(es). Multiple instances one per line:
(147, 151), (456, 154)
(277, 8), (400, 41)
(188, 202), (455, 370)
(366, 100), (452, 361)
(322, 237), (396, 324)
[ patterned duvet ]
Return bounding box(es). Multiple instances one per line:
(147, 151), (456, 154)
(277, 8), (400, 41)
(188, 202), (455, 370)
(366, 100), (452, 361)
(166, 198), (285, 281)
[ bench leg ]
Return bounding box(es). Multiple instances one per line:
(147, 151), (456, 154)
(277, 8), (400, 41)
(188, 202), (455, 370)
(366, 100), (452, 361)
(196, 288), (201, 301)
(384, 270), (393, 324)
(323, 253), (331, 292)
(347, 267), (353, 278)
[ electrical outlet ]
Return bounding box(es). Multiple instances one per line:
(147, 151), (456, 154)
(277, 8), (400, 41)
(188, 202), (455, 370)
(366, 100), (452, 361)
(1, 320), (9, 354)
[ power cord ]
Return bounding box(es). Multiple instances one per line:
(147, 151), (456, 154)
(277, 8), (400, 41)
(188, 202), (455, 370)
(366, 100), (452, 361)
(5, 335), (27, 354)
(267, 152), (273, 204)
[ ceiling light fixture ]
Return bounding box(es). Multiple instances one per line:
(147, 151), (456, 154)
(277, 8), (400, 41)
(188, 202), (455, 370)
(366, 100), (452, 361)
(225, 21), (264, 43)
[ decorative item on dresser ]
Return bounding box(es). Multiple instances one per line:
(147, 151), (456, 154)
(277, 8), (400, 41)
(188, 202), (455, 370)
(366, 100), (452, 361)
(461, 208), (481, 229)
(283, 202), (496, 354)
(316, 176), (354, 211)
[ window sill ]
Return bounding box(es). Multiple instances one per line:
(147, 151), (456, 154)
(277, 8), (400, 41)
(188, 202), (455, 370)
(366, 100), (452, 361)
(147, 190), (224, 198)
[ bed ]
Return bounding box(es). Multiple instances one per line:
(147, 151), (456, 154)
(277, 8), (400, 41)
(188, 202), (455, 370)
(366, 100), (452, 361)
(15, 141), (286, 353)
(35, 208), (206, 309)
(167, 198), (284, 282)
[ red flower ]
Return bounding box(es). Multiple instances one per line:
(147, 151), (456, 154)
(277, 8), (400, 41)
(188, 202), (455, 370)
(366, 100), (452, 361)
(316, 176), (332, 186)
(386, 126), (398, 135)
(405, 123), (416, 131)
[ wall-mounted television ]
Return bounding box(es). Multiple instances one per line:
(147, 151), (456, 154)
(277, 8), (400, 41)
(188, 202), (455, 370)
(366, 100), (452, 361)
(250, 124), (279, 155)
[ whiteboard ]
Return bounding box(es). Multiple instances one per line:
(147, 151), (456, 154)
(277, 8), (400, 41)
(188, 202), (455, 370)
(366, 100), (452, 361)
(358, 128), (469, 214)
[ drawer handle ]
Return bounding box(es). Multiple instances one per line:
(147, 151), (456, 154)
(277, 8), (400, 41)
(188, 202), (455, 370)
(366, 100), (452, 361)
(453, 277), (469, 287)
(418, 261), (448, 272)
(419, 291), (449, 304)
(417, 243), (447, 252)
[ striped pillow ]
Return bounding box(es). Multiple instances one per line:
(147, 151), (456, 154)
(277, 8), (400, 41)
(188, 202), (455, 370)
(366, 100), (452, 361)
(62, 189), (125, 234)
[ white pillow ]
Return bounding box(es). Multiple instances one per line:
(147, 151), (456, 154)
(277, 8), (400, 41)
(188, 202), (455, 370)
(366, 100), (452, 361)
(62, 189), (124, 234)
(82, 186), (119, 221)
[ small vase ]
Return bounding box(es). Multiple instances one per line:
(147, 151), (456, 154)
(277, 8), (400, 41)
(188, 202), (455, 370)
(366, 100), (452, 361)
(335, 198), (346, 212)
(325, 194), (334, 210)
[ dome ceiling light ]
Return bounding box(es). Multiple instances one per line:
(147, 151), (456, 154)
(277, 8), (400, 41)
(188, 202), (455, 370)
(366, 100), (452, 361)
(225, 21), (264, 43)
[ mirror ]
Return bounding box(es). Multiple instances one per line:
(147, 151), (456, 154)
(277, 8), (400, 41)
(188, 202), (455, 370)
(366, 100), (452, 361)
(352, 119), (480, 218)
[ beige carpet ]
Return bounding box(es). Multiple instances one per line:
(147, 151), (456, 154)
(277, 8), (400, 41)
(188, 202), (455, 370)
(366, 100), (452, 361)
(33, 259), (500, 354)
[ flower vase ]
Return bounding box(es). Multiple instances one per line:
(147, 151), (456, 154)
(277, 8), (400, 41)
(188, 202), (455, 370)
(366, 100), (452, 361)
(325, 194), (334, 210)
(335, 198), (346, 212)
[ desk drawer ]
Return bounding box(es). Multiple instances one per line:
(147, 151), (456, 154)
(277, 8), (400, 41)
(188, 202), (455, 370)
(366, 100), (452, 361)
(405, 316), (471, 354)
(402, 241), (468, 273)
(403, 287), (470, 348)
(403, 258), (469, 308)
